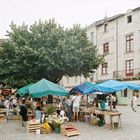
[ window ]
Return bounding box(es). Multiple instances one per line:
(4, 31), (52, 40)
(90, 32), (94, 43)
(101, 62), (108, 74)
(125, 59), (133, 76)
(127, 15), (132, 23)
(104, 23), (108, 32)
(126, 34), (134, 52)
(103, 42), (109, 54)
(121, 89), (127, 97)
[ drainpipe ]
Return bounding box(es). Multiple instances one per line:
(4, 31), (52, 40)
(116, 19), (119, 77)
(95, 27), (98, 82)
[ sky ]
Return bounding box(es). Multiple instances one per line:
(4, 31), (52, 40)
(0, 0), (140, 38)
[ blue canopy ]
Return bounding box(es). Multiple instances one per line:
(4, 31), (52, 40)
(70, 82), (95, 94)
(94, 80), (140, 93)
(126, 83), (140, 90)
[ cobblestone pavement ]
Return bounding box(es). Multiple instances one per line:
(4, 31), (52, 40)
(0, 106), (140, 140)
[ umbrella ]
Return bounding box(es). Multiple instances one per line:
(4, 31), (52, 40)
(69, 82), (95, 95)
(17, 83), (33, 96)
(29, 78), (68, 98)
(94, 80), (140, 93)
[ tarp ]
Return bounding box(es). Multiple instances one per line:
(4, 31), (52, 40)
(29, 78), (68, 98)
(94, 80), (140, 93)
(126, 83), (140, 90)
(69, 82), (95, 94)
(17, 83), (33, 96)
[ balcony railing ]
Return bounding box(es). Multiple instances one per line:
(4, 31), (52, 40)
(113, 68), (140, 80)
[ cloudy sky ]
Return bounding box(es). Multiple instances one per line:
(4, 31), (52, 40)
(0, 0), (140, 37)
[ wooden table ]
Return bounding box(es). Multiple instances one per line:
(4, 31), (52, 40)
(109, 112), (122, 129)
(93, 109), (123, 129)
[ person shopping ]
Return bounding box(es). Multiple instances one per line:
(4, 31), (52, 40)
(72, 92), (81, 121)
(35, 99), (42, 120)
(19, 98), (28, 125)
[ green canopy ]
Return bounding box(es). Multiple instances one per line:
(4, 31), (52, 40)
(17, 83), (33, 96)
(29, 78), (68, 98)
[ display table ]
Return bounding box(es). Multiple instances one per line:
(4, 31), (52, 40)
(110, 112), (122, 129)
(93, 109), (123, 129)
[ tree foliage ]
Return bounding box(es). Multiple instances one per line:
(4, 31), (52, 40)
(0, 19), (104, 87)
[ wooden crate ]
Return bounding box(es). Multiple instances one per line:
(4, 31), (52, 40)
(0, 108), (6, 114)
(0, 114), (7, 122)
(26, 122), (41, 134)
(61, 124), (80, 137)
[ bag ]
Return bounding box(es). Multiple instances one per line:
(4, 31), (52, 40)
(89, 118), (98, 125)
(98, 120), (104, 127)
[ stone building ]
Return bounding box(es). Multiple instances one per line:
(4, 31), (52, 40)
(86, 7), (140, 105)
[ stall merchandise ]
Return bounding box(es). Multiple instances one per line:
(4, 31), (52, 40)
(41, 122), (52, 134)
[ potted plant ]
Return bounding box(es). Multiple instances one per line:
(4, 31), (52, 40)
(52, 117), (64, 133)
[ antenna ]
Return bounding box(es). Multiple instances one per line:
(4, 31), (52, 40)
(104, 11), (107, 19)
(104, 11), (108, 24)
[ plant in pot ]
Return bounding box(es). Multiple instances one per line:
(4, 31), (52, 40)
(52, 117), (64, 133)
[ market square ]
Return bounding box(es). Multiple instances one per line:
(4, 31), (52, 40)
(0, 106), (140, 140)
(0, 1), (140, 140)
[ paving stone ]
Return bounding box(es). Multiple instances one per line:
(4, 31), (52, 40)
(0, 106), (139, 140)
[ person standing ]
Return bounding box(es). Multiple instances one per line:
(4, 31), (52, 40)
(56, 99), (62, 116)
(35, 99), (42, 120)
(72, 92), (81, 121)
(112, 94), (117, 110)
(12, 97), (17, 108)
(62, 98), (68, 113)
(20, 98), (28, 124)
(4, 97), (10, 117)
(131, 94), (137, 112)
(67, 96), (72, 121)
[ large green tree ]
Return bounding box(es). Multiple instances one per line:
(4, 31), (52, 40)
(0, 19), (104, 87)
